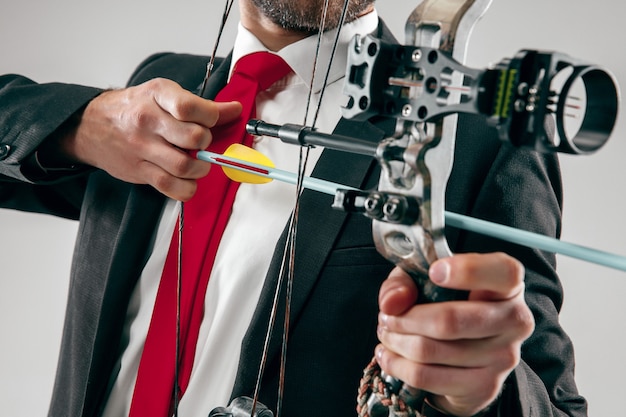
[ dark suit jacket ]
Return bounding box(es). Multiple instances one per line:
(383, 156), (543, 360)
(0, 22), (585, 417)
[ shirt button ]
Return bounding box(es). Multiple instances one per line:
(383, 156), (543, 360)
(0, 144), (10, 160)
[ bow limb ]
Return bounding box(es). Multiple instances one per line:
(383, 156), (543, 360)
(406, 0), (492, 60)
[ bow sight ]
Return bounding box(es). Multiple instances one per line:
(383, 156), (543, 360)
(342, 37), (619, 154)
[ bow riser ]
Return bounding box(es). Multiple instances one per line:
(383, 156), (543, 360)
(343, 0), (495, 306)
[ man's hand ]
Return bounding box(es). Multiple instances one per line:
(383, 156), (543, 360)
(376, 252), (535, 417)
(60, 78), (242, 201)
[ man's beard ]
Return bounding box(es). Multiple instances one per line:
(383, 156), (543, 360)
(251, 0), (375, 34)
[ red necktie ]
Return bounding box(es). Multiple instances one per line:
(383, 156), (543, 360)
(129, 52), (292, 417)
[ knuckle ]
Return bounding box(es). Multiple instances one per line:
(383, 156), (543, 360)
(153, 173), (195, 202)
(145, 77), (169, 91)
(171, 154), (196, 176)
(405, 365), (429, 388)
(151, 170), (176, 193)
(171, 98), (196, 121)
(434, 308), (463, 336)
(180, 185), (197, 202)
(496, 346), (522, 371)
(135, 78), (168, 99)
(175, 182), (197, 202)
(186, 125), (211, 149)
(498, 252), (525, 287)
(126, 106), (157, 131)
(511, 303), (535, 337)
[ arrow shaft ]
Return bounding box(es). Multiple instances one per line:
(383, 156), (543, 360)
(196, 150), (626, 272)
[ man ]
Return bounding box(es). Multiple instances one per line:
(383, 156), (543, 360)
(0, 0), (583, 416)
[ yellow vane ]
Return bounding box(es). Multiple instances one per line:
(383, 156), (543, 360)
(222, 143), (275, 184)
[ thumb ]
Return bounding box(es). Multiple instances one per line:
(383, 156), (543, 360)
(213, 101), (243, 125)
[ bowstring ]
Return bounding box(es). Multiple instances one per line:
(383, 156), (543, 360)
(174, 1), (235, 417)
(274, 2), (334, 413)
(250, 2), (336, 415)
(199, 0), (235, 97)
(311, 0), (352, 129)
(246, 1), (333, 412)
(174, 201), (183, 417)
(175, 0), (351, 415)
(273, 1), (352, 416)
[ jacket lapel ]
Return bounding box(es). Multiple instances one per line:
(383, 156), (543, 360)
(64, 179), (166, 416)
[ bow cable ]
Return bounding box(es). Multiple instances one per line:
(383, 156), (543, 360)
(174, 1), (356, 414)
(253, 1), (355, 415)
(174, 1), (235, 416)
(199, 0), (235, 98)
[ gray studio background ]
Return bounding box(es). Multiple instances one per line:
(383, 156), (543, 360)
(1, 0), (625, 415)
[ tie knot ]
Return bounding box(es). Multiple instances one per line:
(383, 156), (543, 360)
(232, 51), (293, 91)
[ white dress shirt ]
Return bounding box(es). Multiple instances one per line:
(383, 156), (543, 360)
(102, 10), (379, 417)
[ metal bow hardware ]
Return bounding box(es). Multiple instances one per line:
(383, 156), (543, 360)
(243, 0), (620, 416)
(249, 0), (620, 303)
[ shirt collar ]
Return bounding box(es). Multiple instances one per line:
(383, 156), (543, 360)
(230, 9), (379, 93)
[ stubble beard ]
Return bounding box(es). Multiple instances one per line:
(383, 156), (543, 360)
(250, 0), (375, 34)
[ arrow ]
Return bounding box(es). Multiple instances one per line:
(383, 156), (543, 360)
(196, 144), (626, 272)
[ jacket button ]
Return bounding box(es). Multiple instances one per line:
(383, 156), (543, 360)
(0, 144), (10, 160)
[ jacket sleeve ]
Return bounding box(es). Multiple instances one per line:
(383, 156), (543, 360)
(0, 52), (214, 219)
(447, 114), (586, 416)
(0, 74), (102, 218)
(0, 74), (102, 182)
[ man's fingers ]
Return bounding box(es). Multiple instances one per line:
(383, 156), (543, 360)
(213, 101), (243, 126)
(376, 328), (494, 367)
(75, 79), (244, 200)
(143, 78), (243, 151)
(379, 297), (533, 341)
(375, 344), (504, 398)
(375, 344), (504, 414)
(150, 78), (242, 127)
(138, 159), (200, 201)
(375, 253), (533, 417)
(141, 139), (211, 180)
(379, 267), (418, 316)
(153, 92), (242, 150)
(429, 253), (525, 301)
(379, 252), (525, 318)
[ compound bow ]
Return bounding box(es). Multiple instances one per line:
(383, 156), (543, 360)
(207, 1), (619, 416)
